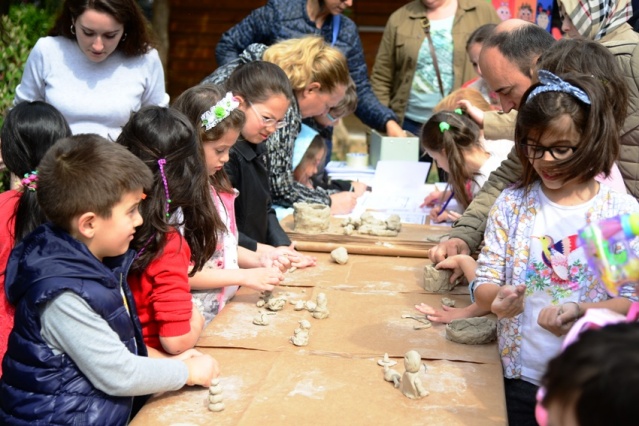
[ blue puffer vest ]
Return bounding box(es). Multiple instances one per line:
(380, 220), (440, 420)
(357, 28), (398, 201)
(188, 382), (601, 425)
(0, 223), (147, 426)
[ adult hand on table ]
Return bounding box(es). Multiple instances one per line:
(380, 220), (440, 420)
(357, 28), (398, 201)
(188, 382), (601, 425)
(491, 284), (526, 319)
(428, 238), (471, 263)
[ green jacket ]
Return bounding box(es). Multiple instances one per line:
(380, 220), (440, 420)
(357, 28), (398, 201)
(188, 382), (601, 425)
(370, 0), (500, 124)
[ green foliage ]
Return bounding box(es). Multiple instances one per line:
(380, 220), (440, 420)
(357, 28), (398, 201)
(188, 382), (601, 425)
(0, 4), (55, 191)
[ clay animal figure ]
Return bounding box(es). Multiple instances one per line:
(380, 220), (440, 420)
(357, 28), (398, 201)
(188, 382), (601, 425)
(208, 378), (225, 412)
(383, 365), (401, 388)
(312, 292), (330, 319)
(291, 319), (311, 346)
(399, 350), (429, 399)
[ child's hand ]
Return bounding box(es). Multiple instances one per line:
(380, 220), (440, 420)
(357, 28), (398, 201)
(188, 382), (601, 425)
(434, 256), (465, 283)
(350, 181), (368, 196)
(491, 284), (526, 319)
(260, 251), (292, 272)
(272, 244), (317, 269)
(241, 267), (284, 292)
(184, 354), (220, 387)
(421, 189), (443, 208)
(457, 99), (485, 128)
(330, 192), (358, 214)
(415, 303), (462, 324)
(537, 303), (579, 337)
(430, 208), (461, 223)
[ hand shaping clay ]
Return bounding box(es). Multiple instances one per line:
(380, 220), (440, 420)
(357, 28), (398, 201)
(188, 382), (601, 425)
(422, 265), (456, 293)
(445, 317), (497, 345)
(330, 247), (349, 264)
(293, 202), (330, 234)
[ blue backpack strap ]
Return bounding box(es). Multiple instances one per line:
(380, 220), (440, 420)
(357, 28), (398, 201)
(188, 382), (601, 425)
(331, 14), (341, 46)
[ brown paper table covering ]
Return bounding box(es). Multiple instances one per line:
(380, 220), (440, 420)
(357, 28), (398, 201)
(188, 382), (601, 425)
(197, 287), (497, 364)
(280, 215), (450, 258)
(130, 253), (505, 425)
(130, 348), (506, 426)
(281, 252), (469, 295)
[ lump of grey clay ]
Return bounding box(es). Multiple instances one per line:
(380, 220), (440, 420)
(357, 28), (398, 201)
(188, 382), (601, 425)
(293, 202), (330, 234)
(422, 265), (456, 293)
(330, 247), (349, 264)
(441, 297), (455, 307)
(445, 317), (497, 345)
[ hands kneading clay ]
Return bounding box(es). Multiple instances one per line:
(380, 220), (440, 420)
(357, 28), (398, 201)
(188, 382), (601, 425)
(422, 265), (461, 293)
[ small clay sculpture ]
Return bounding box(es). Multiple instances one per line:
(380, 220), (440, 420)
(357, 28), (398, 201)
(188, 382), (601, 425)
(305, 300), (317, 312)
(266, 297), (286, 311)
(330, 246), (349, 264)
(399, 350), (429, 399)
(340, 212), (401, 236)
(293, 300), (305, 311)
(383, 365), (401, 388)
(423, 265), (457, 293)
(377, 353), (397, 367)
(208, 378), (225, 412)
(441, 297), (456, 307)
(290, 320), (311, 346)
(252, 312), (271, 326)
(311, 292), (329, 319)
(293, 202), (330, 234)
(446, 317), (497, 345)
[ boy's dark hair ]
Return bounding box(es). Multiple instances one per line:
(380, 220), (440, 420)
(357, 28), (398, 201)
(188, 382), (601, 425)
(37, 134), (152, 232)
(537, 38), (629, 129)
(49, 0), (155, 56)
(465, 23), (496, 51)
(420, 111), (483, 209)
(515, 72), (618, 190)
(224, 61), (294, 105)
(172, 83), (245, 193)
(484, 23), (555, 78)
(117, 106), (220, 274)
(542, 322), (639, 426)
(1, 101), (72, 242)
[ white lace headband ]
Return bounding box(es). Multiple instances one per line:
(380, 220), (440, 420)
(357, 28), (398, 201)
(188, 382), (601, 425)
(201, 92), (240, 131)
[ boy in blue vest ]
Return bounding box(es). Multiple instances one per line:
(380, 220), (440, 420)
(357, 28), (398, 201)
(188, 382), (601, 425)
(0, 135), (219, 425)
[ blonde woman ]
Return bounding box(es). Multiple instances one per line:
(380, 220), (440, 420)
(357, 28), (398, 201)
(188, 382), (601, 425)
(203, 35), (358, 214)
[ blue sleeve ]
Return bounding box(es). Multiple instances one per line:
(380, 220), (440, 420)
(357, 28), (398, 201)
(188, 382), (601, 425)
(215, 4), (276, 66)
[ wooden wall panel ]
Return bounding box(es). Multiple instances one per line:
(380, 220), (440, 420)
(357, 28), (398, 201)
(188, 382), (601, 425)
(167, 0), (407, 99)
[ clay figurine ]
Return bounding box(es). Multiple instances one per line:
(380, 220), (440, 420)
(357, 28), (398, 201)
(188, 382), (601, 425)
(290, 319), (311, 346)
(208, 378), (225, 412)
(399, 350), (429, 399)
(383, 365), (401, 388)
(311, 292), (329, 319)
(377, 353), (397, 367)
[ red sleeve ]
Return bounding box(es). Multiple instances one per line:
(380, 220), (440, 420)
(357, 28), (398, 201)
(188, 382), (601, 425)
(131, 230), (194, 346)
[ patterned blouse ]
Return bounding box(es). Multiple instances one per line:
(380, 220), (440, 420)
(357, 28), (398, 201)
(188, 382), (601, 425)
(475, 182), (639, 379)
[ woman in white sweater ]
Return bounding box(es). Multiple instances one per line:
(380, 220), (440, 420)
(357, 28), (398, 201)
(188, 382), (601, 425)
(14, 0), (168, 141)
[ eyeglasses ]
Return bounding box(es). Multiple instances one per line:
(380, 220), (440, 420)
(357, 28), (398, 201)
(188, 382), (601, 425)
(520, 143), (577, 160)
(249, 103), (287, 129)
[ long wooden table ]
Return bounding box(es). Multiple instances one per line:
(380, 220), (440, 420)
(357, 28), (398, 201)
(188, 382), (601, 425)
(130, 252), (506, 425)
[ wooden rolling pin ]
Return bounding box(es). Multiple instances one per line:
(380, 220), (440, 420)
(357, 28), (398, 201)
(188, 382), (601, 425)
(293, 241), (429, 258)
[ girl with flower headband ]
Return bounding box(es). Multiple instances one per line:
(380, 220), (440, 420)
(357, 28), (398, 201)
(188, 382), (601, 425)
(419, 107), (512, 223)
(0, 101), (71, 375)
(214, 60), (316, 269)
(470, 71), (639, 425)
(117, 106), (219, 355)
(173, 83), (293, 325)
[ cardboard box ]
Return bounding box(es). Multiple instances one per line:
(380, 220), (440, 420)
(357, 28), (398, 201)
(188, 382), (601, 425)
(368, 129), (419, 167)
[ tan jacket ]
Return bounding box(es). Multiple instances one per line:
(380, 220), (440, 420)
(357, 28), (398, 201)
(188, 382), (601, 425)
(450, 24), (639, 252)
(370, 0), (500, 124)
